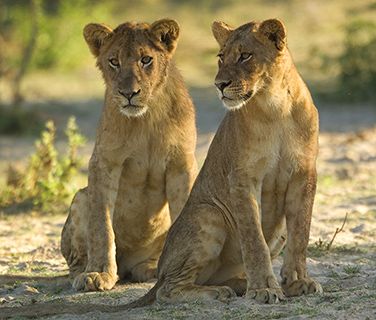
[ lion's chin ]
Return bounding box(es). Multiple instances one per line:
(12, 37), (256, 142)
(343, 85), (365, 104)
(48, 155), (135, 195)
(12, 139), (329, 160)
(119, 104), (148, 118)
(220, 91), (254, 111)
(221, 99), (246, 110)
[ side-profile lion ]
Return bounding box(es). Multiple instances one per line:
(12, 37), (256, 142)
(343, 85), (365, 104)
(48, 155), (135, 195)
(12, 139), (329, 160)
(129, 18), (322, 307)
(60, 19), (197, 292)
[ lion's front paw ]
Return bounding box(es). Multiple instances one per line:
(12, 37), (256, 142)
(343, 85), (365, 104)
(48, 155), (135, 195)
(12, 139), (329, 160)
(246, 287), (285, 304)
(72, 272), (118, 292)
(246, 275), (285, 304)
(282, 277), (322, 297)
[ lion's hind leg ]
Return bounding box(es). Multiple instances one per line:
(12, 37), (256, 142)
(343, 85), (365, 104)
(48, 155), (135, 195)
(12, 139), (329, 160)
(130, 258), (158, 282)
(156, 205), (236, 303)
(157, 259), (236, 303)
(158, 283), (235, 303)
(61, 188), (89, 282)
(205, 254), (247, 296)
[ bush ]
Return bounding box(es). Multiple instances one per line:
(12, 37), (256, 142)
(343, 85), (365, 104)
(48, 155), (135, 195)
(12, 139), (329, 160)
(339, 19), (376, 101)
(0, 117), (86, 213)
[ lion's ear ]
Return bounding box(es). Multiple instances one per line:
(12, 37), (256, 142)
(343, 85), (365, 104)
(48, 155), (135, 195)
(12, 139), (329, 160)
(257, 19), (286, 51)
(150, 19), (180, 54)
(212, 21), (233, 47)
(83, 23), (113, 57)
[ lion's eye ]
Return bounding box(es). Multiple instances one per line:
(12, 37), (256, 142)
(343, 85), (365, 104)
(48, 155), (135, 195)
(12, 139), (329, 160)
(141, 56), (153, 67)
(217, 53), (224, 63)
(109, 58), (120, 68)
(239, 52), (252, 63)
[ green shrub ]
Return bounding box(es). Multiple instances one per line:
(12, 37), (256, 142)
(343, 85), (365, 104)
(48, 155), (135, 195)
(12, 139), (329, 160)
(0, 117), (86, 213)
(339, 19), (376, 101)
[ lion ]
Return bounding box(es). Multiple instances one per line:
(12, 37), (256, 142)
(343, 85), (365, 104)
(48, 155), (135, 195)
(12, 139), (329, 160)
(128, 18), (322, 307)
(60, 19), (197, 292)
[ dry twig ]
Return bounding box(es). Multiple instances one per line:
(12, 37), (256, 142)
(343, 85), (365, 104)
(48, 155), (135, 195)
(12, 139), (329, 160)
(314, 212), (348, 252)
(327, 212), (348, 251)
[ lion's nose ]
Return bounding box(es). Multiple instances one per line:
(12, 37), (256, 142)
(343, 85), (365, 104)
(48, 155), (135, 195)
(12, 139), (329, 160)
(215, 80), (232, 92)
(118, 89), (141, 101)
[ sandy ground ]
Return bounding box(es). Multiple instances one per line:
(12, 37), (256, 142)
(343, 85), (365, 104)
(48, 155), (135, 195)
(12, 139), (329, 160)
(0, 94), (375, 319)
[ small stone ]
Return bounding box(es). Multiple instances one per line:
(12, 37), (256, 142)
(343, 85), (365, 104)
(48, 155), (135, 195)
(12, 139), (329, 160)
(350, 224), (365, 233)
(14, 284), (40, 295)
(1, 295), (15, 303)
(16, 262), (29, 271)
(24, 285), (39, 295)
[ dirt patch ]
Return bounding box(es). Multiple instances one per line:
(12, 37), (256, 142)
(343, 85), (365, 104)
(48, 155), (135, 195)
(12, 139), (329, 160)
(0, 249), (375, 319)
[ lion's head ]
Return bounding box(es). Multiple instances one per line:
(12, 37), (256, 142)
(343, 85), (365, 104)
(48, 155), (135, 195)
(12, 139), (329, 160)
(84, 19), (180, 117)
(212, 19), (288, 110)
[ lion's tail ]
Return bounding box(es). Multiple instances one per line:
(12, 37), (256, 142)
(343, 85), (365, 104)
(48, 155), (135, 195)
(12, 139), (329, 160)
(0, 278), (163, 318)
(124, 279), (162, 309)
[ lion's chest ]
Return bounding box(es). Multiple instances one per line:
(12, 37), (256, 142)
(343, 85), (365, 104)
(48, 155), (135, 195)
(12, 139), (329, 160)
(245, 119), (307, 179)
(123, 149), (168, 187)
(114, 138), (170, 220)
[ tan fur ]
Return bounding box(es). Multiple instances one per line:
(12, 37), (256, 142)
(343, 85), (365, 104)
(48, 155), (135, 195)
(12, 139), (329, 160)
(60, 19), (197, 291)
(130, 18), (322, 307)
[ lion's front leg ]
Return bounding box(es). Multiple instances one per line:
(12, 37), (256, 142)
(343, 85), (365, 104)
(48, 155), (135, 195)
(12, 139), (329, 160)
(166, 150), (197, 222)
(281, 169), (322, 297)
(72, 152), (123, 292)
(231, 174), (284, 304)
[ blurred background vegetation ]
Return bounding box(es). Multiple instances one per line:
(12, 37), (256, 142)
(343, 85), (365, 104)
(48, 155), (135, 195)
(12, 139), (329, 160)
(1, 0), (376, 106)
(0, 0), (375, 213)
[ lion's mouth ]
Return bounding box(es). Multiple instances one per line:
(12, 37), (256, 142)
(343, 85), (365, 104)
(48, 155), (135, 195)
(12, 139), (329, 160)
(242, 90), (254, 102)
(219, 90), (256, 111)
(221, 90), (254, 103)
(119, 103), (148, 117)
(221, 95), (233, 101)
(121, 104), (143, 109)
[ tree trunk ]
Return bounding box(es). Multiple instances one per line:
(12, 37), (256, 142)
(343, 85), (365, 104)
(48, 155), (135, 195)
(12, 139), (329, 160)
(11, 0), (41, 107)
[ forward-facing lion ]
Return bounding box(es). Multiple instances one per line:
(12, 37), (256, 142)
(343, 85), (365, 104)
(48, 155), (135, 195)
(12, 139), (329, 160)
(60, 19), (197, 292)
(129, 18), (322, 306)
